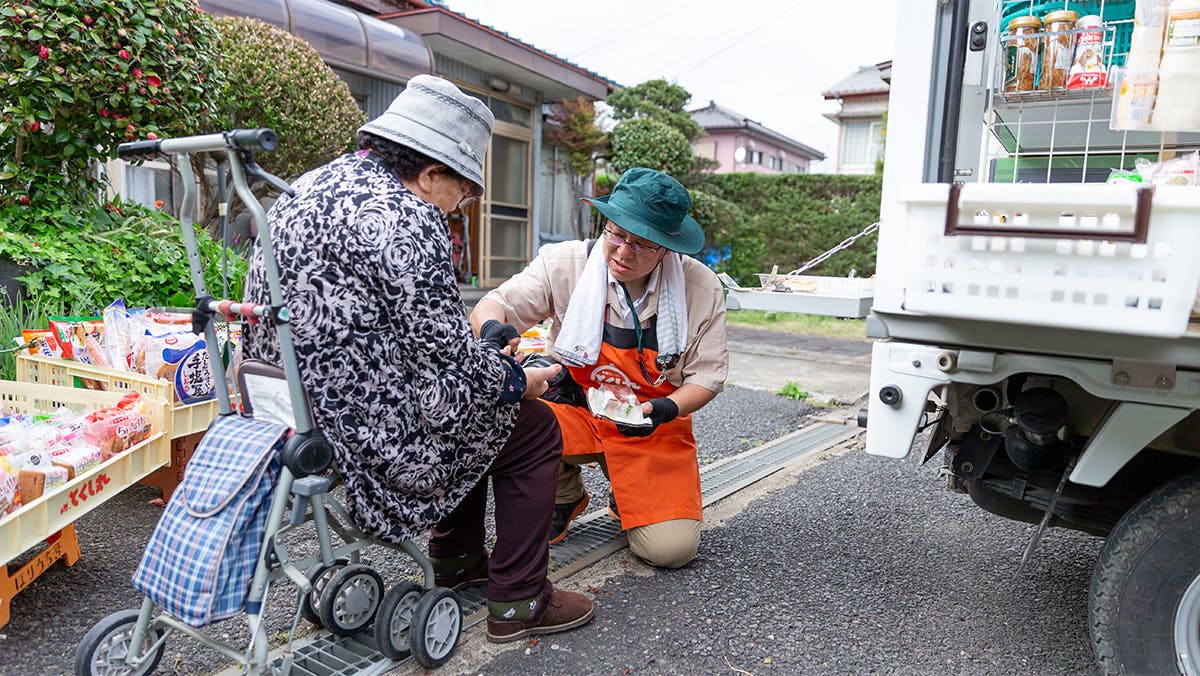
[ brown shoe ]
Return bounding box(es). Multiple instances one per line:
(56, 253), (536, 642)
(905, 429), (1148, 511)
(486, 581), (594, 643)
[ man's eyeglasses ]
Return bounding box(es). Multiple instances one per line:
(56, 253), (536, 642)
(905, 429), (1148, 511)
(602, 227), (663, 257)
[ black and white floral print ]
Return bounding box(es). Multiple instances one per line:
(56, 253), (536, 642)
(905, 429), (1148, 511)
(243, 152), (518, 543)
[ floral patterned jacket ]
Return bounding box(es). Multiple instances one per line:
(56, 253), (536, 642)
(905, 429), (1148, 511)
(243, 152), (519, 543)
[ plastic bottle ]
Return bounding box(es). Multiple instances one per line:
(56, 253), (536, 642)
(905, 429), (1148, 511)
(1153, 0), (1200, 130)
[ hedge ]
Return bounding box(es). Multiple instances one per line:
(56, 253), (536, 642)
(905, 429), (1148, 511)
(697, 173), (882, 284)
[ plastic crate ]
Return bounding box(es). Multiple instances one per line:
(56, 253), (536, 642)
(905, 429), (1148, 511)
(1001, 0), (1135, 66)
(899, 183), (1200, 338)
(14, 355), (219, 439)
(0, 381), (169, 564)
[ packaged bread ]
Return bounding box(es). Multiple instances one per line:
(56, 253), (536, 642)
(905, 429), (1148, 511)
(50, 445), (103, 479)
(18, 466), (69, 502)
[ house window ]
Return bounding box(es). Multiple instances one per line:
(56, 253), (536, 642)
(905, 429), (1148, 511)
(539, 142), (579, 241)
(748, 149), (763, 165)
(840, 120), (883, 170)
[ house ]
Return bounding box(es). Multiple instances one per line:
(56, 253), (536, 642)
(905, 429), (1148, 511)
(821, 60), (891, 175)
(119, 0), (616, 288)
(688, 101), (824, 174)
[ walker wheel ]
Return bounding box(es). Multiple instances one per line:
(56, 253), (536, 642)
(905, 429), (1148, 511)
(373, 581), (423, 660)
(317, 563), (384, 636)
(301, 558), (349, 627)
(74, 608), (166, 676)
(409, 587), (462, 668)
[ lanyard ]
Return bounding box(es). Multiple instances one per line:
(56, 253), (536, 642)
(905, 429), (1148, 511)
(620, 283), (668, 387)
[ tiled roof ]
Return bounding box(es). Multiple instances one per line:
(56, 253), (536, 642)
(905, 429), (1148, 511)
(688, 101), (824, 160)
(822, 62), (890, 98)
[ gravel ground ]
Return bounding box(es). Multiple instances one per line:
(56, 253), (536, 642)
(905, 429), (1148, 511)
(2, 385), (813, 674)
(4, 381), (1105, 675)
(453, 444), (1103, 675)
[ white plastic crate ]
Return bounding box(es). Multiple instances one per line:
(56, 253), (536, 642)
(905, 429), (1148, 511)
(15, 354), (219, 439)
(900, 183), (1200, 337)
(0, 381), (169, 564)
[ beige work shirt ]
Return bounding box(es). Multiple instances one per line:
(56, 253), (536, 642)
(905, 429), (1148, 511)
(483, 239), (728, 394)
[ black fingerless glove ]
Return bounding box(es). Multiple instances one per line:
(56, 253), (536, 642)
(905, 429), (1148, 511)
(615, 397), (679, 437)
(479, 319), (519, 352)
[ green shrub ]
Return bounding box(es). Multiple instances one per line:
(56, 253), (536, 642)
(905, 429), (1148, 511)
(0, 200), (245, 312)
(210, 16), (364, 182)
(0, 295), (68, 380)
(0, 0), (224, 207)
(609, 117), (694, 178)
(688, 189), (762, 282)
(702, 173), (881, 280)
(778, 381), (810, 401)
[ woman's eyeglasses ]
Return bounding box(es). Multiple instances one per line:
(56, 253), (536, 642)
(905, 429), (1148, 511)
(456, 177), (482, 211)
(602, 227), (663, 257)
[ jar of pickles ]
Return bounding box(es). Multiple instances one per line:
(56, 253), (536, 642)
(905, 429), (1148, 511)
(1040, 9), (1078, 90)
(1005, 15), (1043, 93)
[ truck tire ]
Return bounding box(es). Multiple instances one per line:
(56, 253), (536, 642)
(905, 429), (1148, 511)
(1090, 470), (1200, 675)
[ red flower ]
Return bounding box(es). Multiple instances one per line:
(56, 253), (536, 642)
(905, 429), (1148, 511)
(146, 75), (161, 87)
(118, 48), (130, 59)
(83, 15), (93, 25)
(149, 98), (159, 105)
(28, 121), (39, 132)
(147, 132), (158, 140)
(18, 196), (29, 205)
(38, 45), (49, 59)
(99, 108), (109, 117)
(132, 68), (142, 79)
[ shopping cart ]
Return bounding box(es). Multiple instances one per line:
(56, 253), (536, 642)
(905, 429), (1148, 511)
(74, 130), (463, 674)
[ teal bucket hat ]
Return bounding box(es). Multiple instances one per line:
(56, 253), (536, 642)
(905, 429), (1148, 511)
(583, 168), (704, 255)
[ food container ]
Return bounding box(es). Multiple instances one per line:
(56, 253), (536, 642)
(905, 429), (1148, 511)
(1005, 15), (1043, 93)
(1067, 14), (1109, 89)
(1041, 9), (1079, 90)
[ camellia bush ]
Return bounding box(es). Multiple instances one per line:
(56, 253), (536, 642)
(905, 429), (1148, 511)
(0, 0), (224, 207)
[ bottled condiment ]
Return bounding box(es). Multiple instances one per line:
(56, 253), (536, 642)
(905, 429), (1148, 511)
(1066, 15), (1109, 89)
(1041, 9), (1079, 90)
(1151, 0), (1200, 130)
(1005, 15), (1043, 93)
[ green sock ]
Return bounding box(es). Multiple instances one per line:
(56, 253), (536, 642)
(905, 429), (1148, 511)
(429, 551), (483, 578)
(487, 596), (538, 621)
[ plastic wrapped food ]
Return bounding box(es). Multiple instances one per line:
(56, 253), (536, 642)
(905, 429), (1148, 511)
(586, 384), (651, 427)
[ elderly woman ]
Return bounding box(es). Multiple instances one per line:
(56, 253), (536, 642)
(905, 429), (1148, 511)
(242, 75), (592, 643)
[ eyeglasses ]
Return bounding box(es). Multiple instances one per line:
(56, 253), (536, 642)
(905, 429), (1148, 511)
(601, 227), (663, 257)
(452, 175), (482, 211)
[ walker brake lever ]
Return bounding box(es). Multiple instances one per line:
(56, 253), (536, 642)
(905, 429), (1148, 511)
(240, 152), (296, 197)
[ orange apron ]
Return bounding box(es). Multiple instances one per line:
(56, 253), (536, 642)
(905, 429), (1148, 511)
(545, 321), (701, 530)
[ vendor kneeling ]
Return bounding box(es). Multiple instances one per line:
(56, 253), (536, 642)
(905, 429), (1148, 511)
(471, 168), (728, 569)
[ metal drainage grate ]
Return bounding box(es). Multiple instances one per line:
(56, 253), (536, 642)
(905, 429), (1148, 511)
(263, 422), (860, 675)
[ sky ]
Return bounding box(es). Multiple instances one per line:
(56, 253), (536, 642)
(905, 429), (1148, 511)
(443, 0), (898, 172)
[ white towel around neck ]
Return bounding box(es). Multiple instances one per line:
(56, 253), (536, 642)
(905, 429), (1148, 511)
(555, 241), (688, 369)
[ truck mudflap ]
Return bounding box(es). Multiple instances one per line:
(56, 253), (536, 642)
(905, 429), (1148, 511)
(865, 341), (1200, 470)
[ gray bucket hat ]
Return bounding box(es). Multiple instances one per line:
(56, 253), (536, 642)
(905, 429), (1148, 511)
(359, 74), (494, 190)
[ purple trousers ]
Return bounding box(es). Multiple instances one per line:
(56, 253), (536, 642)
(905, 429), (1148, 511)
(428, 398), (562, 601)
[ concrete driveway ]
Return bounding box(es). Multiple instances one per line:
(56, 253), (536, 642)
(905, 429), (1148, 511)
(724, 325), (871, 404)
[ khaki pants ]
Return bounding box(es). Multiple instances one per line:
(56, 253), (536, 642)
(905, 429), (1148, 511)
(557, 453), (700, 569)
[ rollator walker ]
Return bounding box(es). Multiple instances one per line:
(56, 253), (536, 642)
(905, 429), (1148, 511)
(74, 129), (463, 674)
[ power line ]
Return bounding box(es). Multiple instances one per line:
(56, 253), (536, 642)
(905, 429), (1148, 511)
(670, 0), (805, 78)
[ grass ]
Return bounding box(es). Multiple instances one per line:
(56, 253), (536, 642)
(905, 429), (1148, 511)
(777, 381), (810, 401)
(725, 309), (867, 339)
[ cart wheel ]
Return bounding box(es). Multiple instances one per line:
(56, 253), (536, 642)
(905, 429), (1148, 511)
(301, 558), (349, 627)
(409, 587), (462, 668)
(74, 609), (166, 676)
(373, 581), (423, 660)
(317, 563), (384, 636)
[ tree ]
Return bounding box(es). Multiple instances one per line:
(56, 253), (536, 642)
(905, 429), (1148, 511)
(195, 16), (366, 229)
(606, 79), (713, 185)
(543, 96), (608, 239)
(1, 0), (225, 208)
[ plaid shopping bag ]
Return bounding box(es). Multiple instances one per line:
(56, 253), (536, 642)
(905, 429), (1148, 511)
(132, 414), (289, 627)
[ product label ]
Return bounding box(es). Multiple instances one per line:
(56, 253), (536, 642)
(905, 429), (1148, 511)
(1165, 13), (1200, 47)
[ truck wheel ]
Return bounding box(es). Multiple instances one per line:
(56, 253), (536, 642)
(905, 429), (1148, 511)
(1090, 470), (1200, 675)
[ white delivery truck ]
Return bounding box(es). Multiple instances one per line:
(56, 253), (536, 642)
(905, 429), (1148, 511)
(864, 1), (1200, 673)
